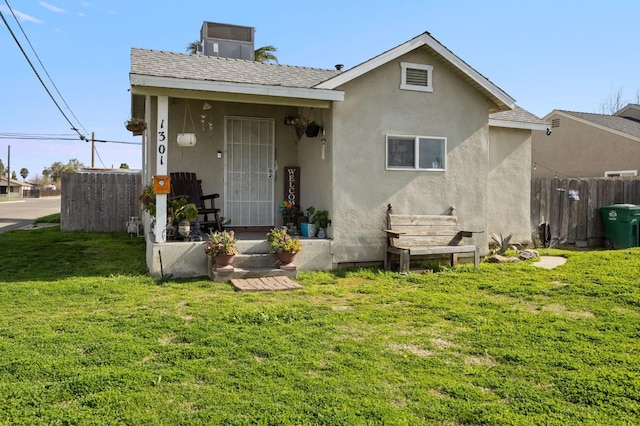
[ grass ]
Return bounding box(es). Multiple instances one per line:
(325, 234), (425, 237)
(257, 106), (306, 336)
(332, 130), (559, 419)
(0, 227), (639, 425)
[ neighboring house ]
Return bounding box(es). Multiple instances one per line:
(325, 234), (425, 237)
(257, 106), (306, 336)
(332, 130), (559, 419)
(0, 177), (32, 198)
(532, 104), (640, 178)
(130, 21), (544, 277)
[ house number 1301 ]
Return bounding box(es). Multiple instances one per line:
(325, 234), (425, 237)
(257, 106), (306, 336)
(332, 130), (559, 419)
(158, 119), (166, 165)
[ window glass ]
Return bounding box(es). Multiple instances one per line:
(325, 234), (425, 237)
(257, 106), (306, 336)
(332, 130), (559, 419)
(386, 135), (446, 170)
(418, 137), (444, 169)
(387, 137), (415, 168)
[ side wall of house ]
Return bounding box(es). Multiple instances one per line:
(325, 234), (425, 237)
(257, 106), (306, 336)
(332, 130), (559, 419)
(488, 126), (532, 243)
(532, 114), (640, 178)
(330, 46), (494, 265)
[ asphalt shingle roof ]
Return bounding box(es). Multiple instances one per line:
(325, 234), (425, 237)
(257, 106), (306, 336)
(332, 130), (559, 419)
(558, 110), (640, 139)
(130, 48), (341, 89)
(490, 105), (548, 126)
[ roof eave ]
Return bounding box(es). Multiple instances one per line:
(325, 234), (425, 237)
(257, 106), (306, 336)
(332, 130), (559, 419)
(130, 74), (344, 102)
(488, 118), (548, 131)
(548, 110), (640, 143)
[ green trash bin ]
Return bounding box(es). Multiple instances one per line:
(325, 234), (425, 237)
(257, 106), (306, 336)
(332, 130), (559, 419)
(598, 204), (640, 249)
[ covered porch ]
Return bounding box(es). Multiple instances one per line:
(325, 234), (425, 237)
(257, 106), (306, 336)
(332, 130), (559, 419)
(132, 76), (343, 277)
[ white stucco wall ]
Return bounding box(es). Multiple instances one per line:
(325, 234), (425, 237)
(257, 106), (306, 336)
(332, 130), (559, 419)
(488, 126), (532, 243)
(329, 46), (495, 265)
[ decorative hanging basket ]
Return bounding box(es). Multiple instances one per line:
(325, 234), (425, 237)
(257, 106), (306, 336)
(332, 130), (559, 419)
(177, 133), (197, 147)
(177, 102), (197, 147)
(125, 118), (147, 135)
(294, 121), (307, 141)
(305, 121), (321, 138)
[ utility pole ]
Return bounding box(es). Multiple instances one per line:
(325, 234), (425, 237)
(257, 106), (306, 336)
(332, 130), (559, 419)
(91, 131), (95, 168)
(7, 145), (9, 193)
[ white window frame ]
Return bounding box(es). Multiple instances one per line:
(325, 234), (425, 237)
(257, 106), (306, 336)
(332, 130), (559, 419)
(605, 170), (637, 177)
(400, 62), (433, 92)
(386, 134), (446, 171)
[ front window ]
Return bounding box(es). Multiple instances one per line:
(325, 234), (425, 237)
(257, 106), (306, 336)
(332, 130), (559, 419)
(386, 135), (446, 170)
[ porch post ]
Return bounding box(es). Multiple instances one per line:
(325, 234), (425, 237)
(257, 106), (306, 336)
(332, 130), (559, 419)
(155, 96), (168, 243)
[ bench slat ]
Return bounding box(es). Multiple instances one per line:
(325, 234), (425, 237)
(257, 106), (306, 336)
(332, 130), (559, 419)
(390, 224), (462, 236)
(391, 235), (464, 247)
(389, 215), (459, 226)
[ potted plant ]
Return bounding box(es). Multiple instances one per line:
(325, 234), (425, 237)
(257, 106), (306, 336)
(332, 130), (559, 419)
(279, 200), (302, 234)
(172, 197), (199, 237)
(204, 230), (238, 269)
(138, 185), (156, 216)
(267, 226), (301, 268)
(312, 209), (331, 239)
(125, 117), (147, 135)
(300, 206), (317, 237)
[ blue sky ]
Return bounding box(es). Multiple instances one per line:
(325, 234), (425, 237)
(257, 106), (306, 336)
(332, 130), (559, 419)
(1, 0), (638, 180)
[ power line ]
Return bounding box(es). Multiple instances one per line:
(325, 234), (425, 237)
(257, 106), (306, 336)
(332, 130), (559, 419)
(0, 133), (141, 145)
(1, 1), (87, 141)
(3, 0), (89, 136)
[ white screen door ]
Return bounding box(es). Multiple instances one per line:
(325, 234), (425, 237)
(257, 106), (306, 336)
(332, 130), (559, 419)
(224, 117), (275, 226)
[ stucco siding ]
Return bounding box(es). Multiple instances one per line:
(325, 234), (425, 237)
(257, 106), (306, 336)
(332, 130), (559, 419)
(329, 46), (491, 264)
(532, 113), (640, 178)
(488, 126), (532, 243)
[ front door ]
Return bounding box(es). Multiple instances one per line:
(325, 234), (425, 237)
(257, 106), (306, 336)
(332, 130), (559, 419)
(224, 117), (275, 226)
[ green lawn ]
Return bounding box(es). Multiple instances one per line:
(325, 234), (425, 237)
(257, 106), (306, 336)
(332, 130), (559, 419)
(0, 227), (639, 425)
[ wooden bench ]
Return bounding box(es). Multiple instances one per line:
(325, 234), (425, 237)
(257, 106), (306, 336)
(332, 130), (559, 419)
(384, 204), (480, 272)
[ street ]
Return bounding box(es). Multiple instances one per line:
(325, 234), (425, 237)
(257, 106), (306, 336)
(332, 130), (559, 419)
(0, 197), (61, 233)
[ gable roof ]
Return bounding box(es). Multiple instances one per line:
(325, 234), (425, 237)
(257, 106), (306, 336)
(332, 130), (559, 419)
(0, 177), (31, 187)
(614, 103), (640, 121)
(489, 105), (548, 130)
(130, 48), (344, 103)
(315, 32), (516, 113)
(131, 31), (517, 112)
(546, 110), (640, 142)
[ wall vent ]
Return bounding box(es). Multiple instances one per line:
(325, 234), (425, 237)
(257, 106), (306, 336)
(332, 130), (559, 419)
(551, 118), (560, 128)
(405, 68), (429, 87)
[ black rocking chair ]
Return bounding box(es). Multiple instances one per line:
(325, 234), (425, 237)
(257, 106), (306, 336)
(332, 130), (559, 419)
(170, 172), (222, 233)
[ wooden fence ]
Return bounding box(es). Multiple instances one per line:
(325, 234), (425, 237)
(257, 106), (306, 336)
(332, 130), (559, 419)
(61, 171), (142, 232)
(531, 177), (640, 247)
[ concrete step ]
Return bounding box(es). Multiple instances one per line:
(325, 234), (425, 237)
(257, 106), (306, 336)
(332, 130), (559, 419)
(232, 253), (279, 269)
(207, 253), (298, 282)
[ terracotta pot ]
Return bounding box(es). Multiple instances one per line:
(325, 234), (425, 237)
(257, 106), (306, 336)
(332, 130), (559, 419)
(276, 252), (296, 265)
(215, 254), (236, 267)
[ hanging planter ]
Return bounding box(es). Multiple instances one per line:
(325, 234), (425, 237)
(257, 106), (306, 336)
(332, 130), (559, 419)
(305, 121), (321, 138)
(177, 133), (197, 147)
(294, 120), (307, 140)
(125, 118), (147, 135)
(177, 102), (197, 147)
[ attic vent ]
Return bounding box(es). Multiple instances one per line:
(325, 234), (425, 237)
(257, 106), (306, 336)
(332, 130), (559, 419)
(400, 62), (433, 93)
(406, 68), (428, 86)
(551, 118), (560, 128)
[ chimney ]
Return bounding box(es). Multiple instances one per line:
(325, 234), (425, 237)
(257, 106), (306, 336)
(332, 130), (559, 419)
(335, 64), (344, 71)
